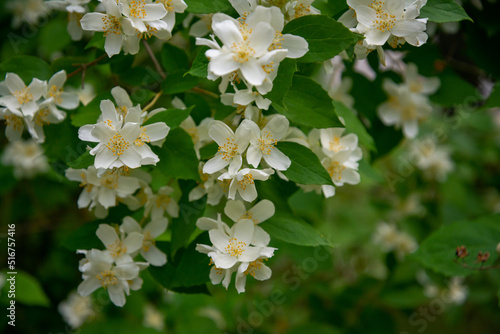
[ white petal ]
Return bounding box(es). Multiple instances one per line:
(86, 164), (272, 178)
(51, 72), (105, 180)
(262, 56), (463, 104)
(224, 200), (246, 223)
(142, 245), (167, 266)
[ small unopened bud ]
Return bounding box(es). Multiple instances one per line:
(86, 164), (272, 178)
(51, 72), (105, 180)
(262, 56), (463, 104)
(456, 245), (468, 259)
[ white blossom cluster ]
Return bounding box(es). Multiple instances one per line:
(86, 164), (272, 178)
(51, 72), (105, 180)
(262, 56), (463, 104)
(339, 0), (429, 63)
(65, 86), (173, 218)
(378, 63), (440, 138)
(79, 0), (187, 56)
(77, 216), (168, 306)
(196, 199), (276, 293)
(0, 71), (79, 178)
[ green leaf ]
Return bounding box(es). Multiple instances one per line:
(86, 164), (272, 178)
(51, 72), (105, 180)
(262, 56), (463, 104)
(39, 19), (72, 56)
(282, 15), (363, 63)
(161, 43), (190, 72)
(7, 271), (50, 307)
(188, 47), (209, 78)
(273, 75), (343, 128)
(265, 58), (297, 107)
(154, 128), (200, 181)
(262, 213), (333, 247)
(277, 141), (333, 186)
(143, 106), (194, 128)
(412, 214), (500, 277)
(184, 0), (231, 13)
(199, 142), (218, 160)
(333, 101), (375, 151)
(85, 32), (105, 50)
(0, 56), (52, 82)
(71, 92), (113, 127)
(170, 180), (207, 254)
(420, 0), (472, 23)
(358, 159), (384, 183)
(61, 221), (102, 251)
(67, 151), (94, 169)
(162, 70), (200, 94)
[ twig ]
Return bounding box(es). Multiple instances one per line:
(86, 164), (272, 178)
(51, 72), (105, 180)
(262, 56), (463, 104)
(191, 86), (219, 99)
(454, 259), (500, 271)
(142, 39), (166, 80)
(67, 53), (107, 81)
(143, 90), (163, 112)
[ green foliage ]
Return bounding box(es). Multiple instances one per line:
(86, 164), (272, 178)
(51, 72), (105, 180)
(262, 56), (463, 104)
(0, 56), (52, 82)
(262, 213), (334, 247)
(265, 58), (297, 107)
(67, 151), (94, 169)
(71, 92), (113, 127)
(273, 75), (343, 128)
(61, 221), (103, 251)
(282, 15), (363, 63)
(161, 43), (190, 72)
(154, 128), (200, 181)
(143, 106), (194, 128)
(4, 271), (51, 307)
(420, 0), (473, 23)
(277, 142), (333, 186)
(188, 47), (209, 78)
(184, 0), (231, 13)
(413, 214), (500, 276)
(162, 70), (200, 94)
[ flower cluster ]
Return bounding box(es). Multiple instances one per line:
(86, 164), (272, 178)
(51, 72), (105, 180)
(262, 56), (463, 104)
(196, 199), (276, 293)
(77, 216), (168, 306)
(378, 63), (440, 138)
(339, 0), (428, 62)
(80, 0), (187, 56)
(196, 4), (308, 100)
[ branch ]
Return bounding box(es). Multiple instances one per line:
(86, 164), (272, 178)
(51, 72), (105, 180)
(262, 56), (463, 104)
(142, 40), (166, 80)
(67, 53), (107, 80)
(191, 87), (219, 99)
(454, 259), (500, 271)
(143, 90), (163, 112)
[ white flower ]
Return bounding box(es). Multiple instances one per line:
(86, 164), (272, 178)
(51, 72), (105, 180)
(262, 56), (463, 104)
(285, 0), (321, 20)
(446, 277), (468, 305)
(373, 222), (418, 259)
(143, 304), (165, 331)
(403, 63), (440, 96)
(96, 223), (144, 265)
(7, 0), (51, 28)
(58, 291), (94, 329)
(347, 0), (428, 47)
(79, 99), (169, 169)
(0, 73), (46, 118)
(0, 108), (26, 142)
(121, 0), (167, 33)
(224, 199), (274, 246)
(47, 0), (91, 40)
(77, 249), (142, 307)
(319, 127), (359, 157)
(1, 140), (49, 179)
(377, 79), (432, 138)
(80, 0), (136, 57)
(322, 149), (361, 189)
(203, 120), (251, 175)
(189, 162), (228, 206)
(234, 257), (272, 293)
(45, 70), (80, 110)
(180, 115), (213, 159)
(218, 168), (274, 202)
(155, 0), (188, 32)
(144, 185), (179, 219)
(65, 166), (141, 215)
(408, 138), (454, 182)
(121, 216), (168, 266)
(246, 115), (291, 171)
(315, 56), (355, 108)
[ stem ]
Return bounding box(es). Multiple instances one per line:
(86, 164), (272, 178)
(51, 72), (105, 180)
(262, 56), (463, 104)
(67, 53), (107, 79)
(454, 259), (500, 271)
(191, 87), (219, 99)
(143, 90), (163, 112)
(142, 39), (166, 80)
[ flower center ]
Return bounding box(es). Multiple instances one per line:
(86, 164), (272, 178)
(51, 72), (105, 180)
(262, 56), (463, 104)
(225, 238), (246, 257)
(48, 85), (63, 104)
(157, 0), (174, 11)
(218, 138), (238, 161)
(108, 240), (128, 259)
(293, 3), (311, 19)
(102, 15), (122, 36)
(231, 41), (255, 63)
(237, 173), (254, 190)
(134, 127), (150, 147)
(327, 161), (346, 181)
(106, 133), (130, 156)
(244, 259), (264, 277)
(269, 31), (284, 52)
(329, 136), (344, 152)
(155, 194), (171, 209)
(34, 107), (50, 126)
(369, 0), (396, 32)
(100, 170), (120, 189)
(130, 0), (147, 18)
(241, 211), (259, 224)
(96, 271), (118, 288)
(14, 86), (33, 105)
(401, 105), (417, 121)
(4, 114), (23, 131)
(142, 231), (155, 252)
(258, 131), (277, 155)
